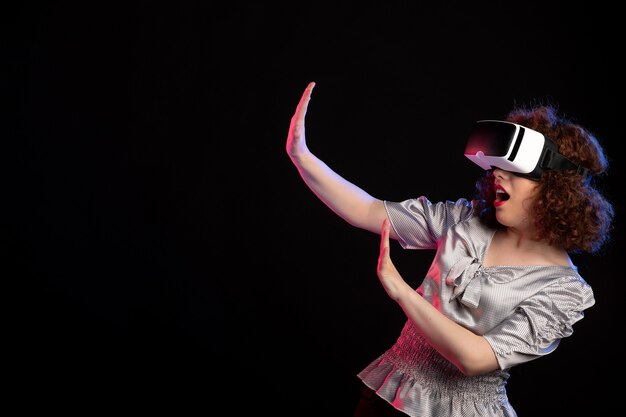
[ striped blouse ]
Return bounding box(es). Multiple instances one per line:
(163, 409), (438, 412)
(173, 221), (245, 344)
(357, 197), (595, 417)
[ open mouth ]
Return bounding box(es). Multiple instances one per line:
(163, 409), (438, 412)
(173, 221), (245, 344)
(495, 188), (510, 202)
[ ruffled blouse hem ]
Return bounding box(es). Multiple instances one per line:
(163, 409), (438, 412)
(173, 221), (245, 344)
(357, 356), (518, 417)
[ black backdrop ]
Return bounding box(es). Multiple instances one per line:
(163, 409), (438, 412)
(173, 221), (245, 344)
(7, 2), (623, 415)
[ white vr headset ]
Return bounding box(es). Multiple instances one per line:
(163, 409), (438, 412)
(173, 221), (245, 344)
(464, 120), (589, 180)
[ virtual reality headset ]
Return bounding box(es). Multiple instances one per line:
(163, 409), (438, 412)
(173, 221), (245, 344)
(464, 120), (589, 180)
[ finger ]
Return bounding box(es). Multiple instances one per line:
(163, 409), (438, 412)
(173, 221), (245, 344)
(293, 82), (316, 123)
(381, 218), (390, 251)
(378, 219), (390, 266)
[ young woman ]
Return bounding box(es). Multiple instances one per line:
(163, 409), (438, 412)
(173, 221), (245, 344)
(286, 82), (614, 416)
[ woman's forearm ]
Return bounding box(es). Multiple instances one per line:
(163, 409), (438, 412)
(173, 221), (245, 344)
(395, 286), (500, 376)
(291, 151), (387, 234)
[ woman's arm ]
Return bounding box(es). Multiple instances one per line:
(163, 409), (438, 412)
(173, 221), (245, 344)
(286, 82), (393, 236)
(377, 218), (500, 376)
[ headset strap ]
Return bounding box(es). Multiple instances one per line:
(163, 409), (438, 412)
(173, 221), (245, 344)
(541, 148), (590, 177)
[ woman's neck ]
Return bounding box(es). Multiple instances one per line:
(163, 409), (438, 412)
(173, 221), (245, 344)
(484, 228), (571, 267)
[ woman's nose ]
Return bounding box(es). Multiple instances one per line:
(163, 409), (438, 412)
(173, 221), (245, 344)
(492, 168), (506, 179)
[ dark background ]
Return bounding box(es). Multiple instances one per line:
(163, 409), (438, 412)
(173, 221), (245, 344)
(6, 2), (622, 415)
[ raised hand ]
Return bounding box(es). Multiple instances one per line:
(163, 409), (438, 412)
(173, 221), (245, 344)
(377, 218), (410, 301)
(286, 82), (315, 160)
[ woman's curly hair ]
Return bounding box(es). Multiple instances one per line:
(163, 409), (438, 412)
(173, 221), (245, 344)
(474, 104), (614, 254)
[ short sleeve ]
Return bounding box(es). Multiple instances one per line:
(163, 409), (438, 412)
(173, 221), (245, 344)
(483, 275), (595, 370)
(384, 197), (475, 250)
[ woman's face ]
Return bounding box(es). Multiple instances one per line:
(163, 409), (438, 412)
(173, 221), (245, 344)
(492, 168), (540, 232)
